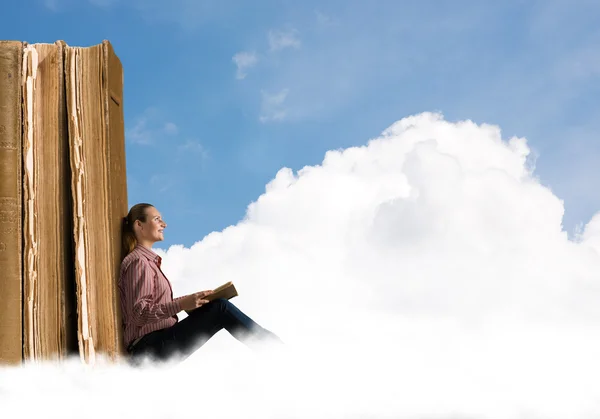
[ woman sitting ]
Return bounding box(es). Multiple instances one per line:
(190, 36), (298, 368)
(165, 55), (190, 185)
(118, 203), (281, 363)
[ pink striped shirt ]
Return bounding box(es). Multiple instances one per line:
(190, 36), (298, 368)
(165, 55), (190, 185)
(118, 244), (183, 348)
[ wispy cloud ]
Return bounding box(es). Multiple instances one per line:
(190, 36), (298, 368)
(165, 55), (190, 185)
(178, 139), (209, 160)
(259, 89), (289, 123)
(44, 0), (118, 11)
(126, 108), (179, 145)
(268, 29), (301, 52)
(553, 44), (600, 82)
(164, 122), (179, 135)
(232, 51), (258, 80)
(43, 0), (60, 11)
(149, 174), (175, 193)
(126, 0), (233, 32)
(315, 10), (338, 27)
(88, 0), (118, 7)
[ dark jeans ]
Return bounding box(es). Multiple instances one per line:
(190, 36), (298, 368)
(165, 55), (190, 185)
(128, 298), (280, 363)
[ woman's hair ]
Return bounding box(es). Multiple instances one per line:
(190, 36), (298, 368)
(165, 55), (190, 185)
(122, 203), (154, 258)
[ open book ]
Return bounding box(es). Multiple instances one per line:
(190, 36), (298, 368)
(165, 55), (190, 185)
(184, 282), (238, 316)
(205, 281), (238, 302)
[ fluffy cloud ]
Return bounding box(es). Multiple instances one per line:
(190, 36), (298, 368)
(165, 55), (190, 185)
(4, 112), (600, 418)
(580, 213), (600, 254)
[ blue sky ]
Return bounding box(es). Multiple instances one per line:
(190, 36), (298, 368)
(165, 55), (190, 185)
(3, 0), (599, 248)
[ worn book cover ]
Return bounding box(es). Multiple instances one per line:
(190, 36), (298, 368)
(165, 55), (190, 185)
(0, 41), (24, 365)
(205, 281), (238, 302)
(186, 282), (239, 316)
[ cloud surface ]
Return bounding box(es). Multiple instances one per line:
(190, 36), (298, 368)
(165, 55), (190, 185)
(3, 112), (600, 418)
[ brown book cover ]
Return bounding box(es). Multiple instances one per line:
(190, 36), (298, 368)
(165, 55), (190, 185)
(0, 41), (24, 365)
(186, 282), (238, 316)
(22, 42), (77, 360)
(65, 40), (128, 363)
(205, 281), (238, 302)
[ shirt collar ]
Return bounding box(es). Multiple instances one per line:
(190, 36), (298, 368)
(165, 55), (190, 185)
(134, 244), (162, 267)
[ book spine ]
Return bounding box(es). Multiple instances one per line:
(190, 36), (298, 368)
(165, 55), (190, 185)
(0, 41), (23, 365)
(102, 40), (128, 356)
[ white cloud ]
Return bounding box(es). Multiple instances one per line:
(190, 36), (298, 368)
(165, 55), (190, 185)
(5, 112), (600, 418)
(579, 212), (600, 254)
(259, 89), (289, 122)
(232, 51), (258, 80)
(126, 108), (179, 145)
(268, 29), (301, 52)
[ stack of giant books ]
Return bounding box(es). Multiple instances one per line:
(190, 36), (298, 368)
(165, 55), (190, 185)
(0, 40), (128, 365)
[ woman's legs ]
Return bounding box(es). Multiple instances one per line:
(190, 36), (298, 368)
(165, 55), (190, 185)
(130, 298), (281, 363)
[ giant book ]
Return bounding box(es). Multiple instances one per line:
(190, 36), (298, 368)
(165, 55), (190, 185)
(0, 41), (24, 364)
(65, 40), (128, 363)
(22, 42), (77, 360)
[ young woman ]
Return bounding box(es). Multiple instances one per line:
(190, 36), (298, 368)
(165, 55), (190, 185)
(119, 203), (281, 363)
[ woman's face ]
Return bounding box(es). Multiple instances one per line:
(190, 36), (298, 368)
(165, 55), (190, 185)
(135, 206), (166, 243)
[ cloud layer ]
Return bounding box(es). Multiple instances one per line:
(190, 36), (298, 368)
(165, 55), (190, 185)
(3, 112), (600, 418)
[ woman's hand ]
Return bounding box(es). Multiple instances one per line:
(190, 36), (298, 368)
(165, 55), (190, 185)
(180, 290), (214, 312)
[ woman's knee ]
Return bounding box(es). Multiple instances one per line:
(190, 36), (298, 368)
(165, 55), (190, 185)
(210, 298), (231, 311)
(187, 298), (230, 318)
